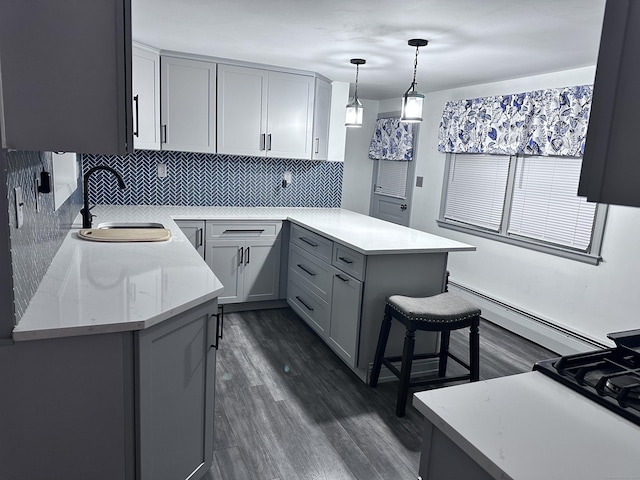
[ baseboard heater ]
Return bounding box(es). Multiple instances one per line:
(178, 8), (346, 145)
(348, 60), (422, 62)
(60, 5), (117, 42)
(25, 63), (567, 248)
(448, 280), (608, 355)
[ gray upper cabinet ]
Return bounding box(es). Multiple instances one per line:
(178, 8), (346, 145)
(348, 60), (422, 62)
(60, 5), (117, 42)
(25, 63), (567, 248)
(312, 78), (332, 161)
(161, 56), (216, 153)
(216, 65), (268, 156)
(132, 44), (161, 151)
(0, 0), (133, 155)
(579, 0), (640, 207)
(217, 64), (315, 159)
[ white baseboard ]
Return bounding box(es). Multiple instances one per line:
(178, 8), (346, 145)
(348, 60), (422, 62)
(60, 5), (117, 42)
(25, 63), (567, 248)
(447, 282), (606, 355)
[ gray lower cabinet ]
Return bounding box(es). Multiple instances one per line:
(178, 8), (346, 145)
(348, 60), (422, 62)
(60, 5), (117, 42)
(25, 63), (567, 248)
(329, 271), (362, 367)
(287, 223), (447, 381)
(137, 301), (218, 480)
(0, 299), (220, 480)
(205, 220), (282, 304)
(176, 220), (206, 258)
(287, 224), (363, 368)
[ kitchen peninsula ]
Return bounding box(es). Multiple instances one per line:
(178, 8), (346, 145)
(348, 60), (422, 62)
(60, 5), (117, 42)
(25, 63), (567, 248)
(5, 206), (474, 480)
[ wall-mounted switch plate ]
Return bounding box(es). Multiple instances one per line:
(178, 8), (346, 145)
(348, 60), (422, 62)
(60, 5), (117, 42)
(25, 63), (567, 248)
(282, 171), (292, 188)
(14, 187), (24, 228)
(157, 163), (167, 178)
(416, 176), (424, 188)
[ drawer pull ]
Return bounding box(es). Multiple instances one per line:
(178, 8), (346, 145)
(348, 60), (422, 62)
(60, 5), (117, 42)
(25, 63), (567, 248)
(335, 274), (349, 283)
(299, 236), (318, 248)
(223, 229), (265, 234)
(296, 296), (314, 312)
(297, 264), (316, 276)
(338, 256), (354, 264)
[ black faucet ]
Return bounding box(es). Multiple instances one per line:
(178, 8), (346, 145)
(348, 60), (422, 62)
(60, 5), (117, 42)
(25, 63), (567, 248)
(81, 166), (126, 228)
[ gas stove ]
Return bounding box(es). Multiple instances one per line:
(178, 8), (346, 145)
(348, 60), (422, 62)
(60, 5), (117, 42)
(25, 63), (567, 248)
(533, 329), (640, 427)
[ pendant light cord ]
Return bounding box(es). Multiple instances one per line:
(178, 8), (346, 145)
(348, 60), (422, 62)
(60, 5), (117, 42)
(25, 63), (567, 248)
(354, 63), (360, 99)
(411, 45), (419, 91)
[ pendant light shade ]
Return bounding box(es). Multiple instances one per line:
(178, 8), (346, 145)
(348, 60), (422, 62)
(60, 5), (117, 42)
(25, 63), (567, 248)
(400, 39), (428, 123)
(345, 58), (366, 127)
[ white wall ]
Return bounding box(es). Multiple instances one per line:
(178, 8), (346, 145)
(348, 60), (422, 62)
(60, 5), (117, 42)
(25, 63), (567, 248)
(340, 98), (379, 214)
(404, 65), (640, 348)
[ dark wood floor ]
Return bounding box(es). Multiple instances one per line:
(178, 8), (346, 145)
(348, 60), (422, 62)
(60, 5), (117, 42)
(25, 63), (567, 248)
(205, 307), (556, 480)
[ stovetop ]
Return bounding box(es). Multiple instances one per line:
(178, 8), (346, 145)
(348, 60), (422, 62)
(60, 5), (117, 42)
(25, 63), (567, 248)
(533, 328), (640, 427)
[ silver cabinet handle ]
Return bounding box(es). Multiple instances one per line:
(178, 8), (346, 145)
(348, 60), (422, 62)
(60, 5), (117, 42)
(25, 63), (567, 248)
(133, 95), (139, 137)
(315, 137), (319, 154)
(162, 124), (167, 144)
(296, 296), (314, 311)
(299, 236), (318, 247)
(260, 133), (266, 151)
(267, 133), (272, 151)
(238, 246), (244, 266)
(297, 264), (316, 276)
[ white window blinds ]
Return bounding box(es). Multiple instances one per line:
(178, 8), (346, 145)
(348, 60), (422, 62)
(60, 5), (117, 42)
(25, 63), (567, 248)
(508, 156), (597, 251)
(375, 159), (409, 199)
(444, 154), (510, 231)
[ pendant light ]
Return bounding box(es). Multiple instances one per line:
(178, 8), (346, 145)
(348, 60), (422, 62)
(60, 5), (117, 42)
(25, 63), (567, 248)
(400, 39), (428, 123)
(345, 58), (366, 127)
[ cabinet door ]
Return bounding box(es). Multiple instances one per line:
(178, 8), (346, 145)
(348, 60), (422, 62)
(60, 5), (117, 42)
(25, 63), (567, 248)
(578, 0), (640, 207)
(137, 301), (217, 480)
(244, 239), (281, 302)
(175, 220), (205, 258)
(217, 64), (268, 156)
(329, 271), (362, 368)
(266, 72), (315, 159)
(312, 79), (332, 160)
(206, 240), (244, 304)
(132, 44), (161, 150)
(161, 56), (216, 153)
(0, 0), (132, 154)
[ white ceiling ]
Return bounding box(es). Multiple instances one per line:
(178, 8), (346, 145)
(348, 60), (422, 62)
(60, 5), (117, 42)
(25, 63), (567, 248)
(132, 0), (607, 101)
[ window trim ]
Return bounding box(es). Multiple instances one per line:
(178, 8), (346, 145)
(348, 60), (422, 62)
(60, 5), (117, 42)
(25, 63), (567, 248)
(438, 153), (608, 266)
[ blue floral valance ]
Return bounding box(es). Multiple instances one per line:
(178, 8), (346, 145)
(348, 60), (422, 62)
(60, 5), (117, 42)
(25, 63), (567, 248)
(438, 85), (593, 157)
(369, 117), (414, 161)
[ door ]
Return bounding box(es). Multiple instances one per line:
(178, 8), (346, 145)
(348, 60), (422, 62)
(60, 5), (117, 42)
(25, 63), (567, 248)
(243, 239), (281, 302)
(206, 240), (244, 304)
(329, 271), (362, 368)
(312, 78), (332, 160)
(175, 220), (205, 258)
(266, 71), (315, 159)
(217, 64), (268, 156)
(369, 157), (416, 226)
(137, 303), (216, 480)
(132, 44), (160, 150)
(161, 56), (216, 153)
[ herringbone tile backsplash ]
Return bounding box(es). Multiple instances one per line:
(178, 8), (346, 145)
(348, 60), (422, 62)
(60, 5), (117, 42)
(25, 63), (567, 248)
(82, 151), (343, 207)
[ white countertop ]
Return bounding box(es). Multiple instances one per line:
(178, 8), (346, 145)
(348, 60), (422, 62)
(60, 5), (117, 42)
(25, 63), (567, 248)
(413, 372), (640, 480)
(13, 206), (474, 341)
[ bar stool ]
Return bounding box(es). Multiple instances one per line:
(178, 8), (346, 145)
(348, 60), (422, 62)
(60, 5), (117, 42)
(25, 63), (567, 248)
(369, 292), (481, 417)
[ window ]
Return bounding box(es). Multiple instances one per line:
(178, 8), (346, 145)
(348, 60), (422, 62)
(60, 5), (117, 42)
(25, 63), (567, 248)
(438, 153), (607, 265)
(375, 160), (409, 199)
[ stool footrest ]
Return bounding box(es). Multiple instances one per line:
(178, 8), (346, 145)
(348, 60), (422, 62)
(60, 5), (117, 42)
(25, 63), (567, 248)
(408, 374), (471, 388)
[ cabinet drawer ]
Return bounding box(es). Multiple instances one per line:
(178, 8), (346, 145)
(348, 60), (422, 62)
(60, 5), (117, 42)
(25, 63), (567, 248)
(332, 244), (366, 281)
(290, 223), (333, 263)
(287, 279), (329, 337)
(206, 220), (281, 239)
(289, 243), (333, 303)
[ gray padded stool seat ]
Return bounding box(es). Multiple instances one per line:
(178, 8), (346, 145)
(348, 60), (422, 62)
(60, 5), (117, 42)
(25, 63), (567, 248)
(369, 292), (481, 416)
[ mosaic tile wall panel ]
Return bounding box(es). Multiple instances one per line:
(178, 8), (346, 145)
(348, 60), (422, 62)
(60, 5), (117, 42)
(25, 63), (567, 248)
(6, 150), (82, 323)
(82, 151), (343, 207)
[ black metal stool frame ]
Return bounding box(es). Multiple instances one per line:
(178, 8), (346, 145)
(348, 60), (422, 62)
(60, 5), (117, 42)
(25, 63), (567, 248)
(370, 303), (480, 417)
